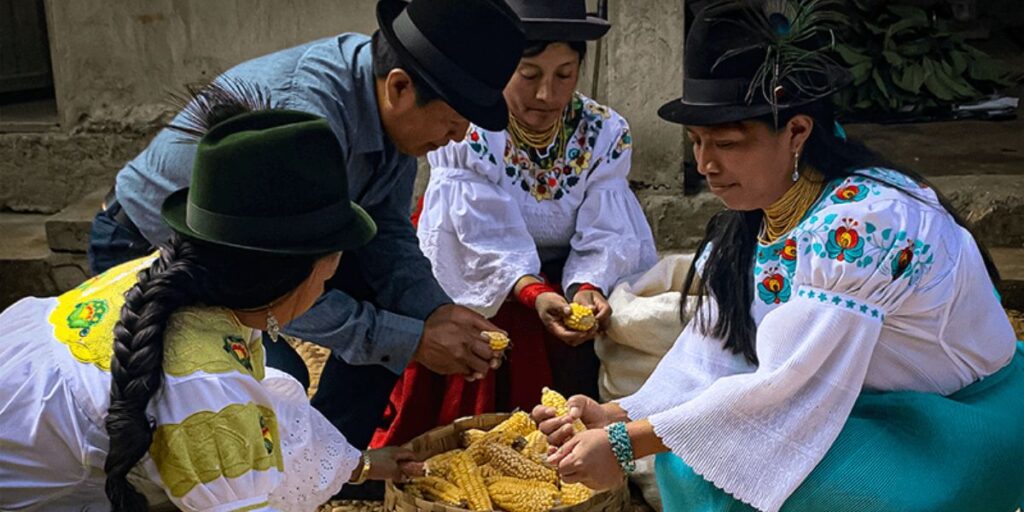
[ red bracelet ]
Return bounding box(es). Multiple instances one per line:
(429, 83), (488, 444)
(578, 283), (602, 294)
(517, 282), (557, 309)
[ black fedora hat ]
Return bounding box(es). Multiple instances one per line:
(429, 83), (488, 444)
(506, 0), (611, 41)
(377, 0), (525, 131)
(658, 0), (851, 126)
(162, 110), (376, 255)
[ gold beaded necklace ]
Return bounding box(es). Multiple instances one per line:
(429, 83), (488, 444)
(507, 111), (564, 150)
(759, 167), (826, 245)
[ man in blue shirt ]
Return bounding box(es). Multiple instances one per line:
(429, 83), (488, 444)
(87, 0), (525, 455)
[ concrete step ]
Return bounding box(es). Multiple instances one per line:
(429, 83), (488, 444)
(0, 213), (89, 309)
(45, 187), (104, 253)
(992, 248), (1024, 310)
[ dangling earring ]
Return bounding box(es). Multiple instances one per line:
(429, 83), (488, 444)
(266, 310), (281, 342)
(791, 152), (801, 182)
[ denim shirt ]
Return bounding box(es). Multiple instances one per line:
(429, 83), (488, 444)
(115, 34), (451, 373)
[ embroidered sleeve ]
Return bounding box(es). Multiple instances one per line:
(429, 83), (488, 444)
(561, 110), (656, 293)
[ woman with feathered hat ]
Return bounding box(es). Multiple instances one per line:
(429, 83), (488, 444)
(534, 2), (1024, 511)
(371, 0), (658, 448)
(0, 94), (421, 511)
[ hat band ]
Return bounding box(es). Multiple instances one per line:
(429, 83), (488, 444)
(682, 78), (751, 106)
(186, 199), (353, 247)
(392, 8), (500, 107)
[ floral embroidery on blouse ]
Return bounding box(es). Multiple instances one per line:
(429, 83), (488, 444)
(752, 168), (936, 308)
(478, 93), (622, 202)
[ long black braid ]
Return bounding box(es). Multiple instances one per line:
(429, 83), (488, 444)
(103, 234), (325, 510)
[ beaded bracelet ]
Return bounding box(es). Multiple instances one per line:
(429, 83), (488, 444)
(605, 421), (636, 475)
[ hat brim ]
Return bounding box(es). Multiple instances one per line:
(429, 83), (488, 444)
(658, 67), (853, 126)
(161, 188), (377, 255)
(521, 17), (610, 41)
(377, 0), (509, 131)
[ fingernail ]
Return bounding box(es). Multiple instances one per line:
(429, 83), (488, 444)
(569, 406), (581, 418)
(474, 372), (484, 380)
(490, 359), (500, 369)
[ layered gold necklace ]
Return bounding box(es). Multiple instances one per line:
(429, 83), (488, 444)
(507, 111), (564, 150)
(759, 167), (826, 245)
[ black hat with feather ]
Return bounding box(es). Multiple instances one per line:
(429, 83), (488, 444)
(659, 0), (852, 126)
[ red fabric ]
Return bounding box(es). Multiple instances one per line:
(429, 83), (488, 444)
(577, 283), (601, 294)
(517, 282), (557, 309)
(410, 195), (426, 227)
(370, 299), (562, 448)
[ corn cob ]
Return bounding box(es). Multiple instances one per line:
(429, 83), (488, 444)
(447, 452), (492, 511)
(559, 480), (592, 506)
(405, 476), (468, 507)
(486, 476), (560, 512)
(480, 442), (557, 483)
(478, 463), (502, 479)
(461, 428), (487, 448)
(541, 387), (586, 433)
(490, 410), (536, 437)
(465, 429), (524, 464)
(520, 429), (549, 462)
(564, 302), (596, 331)
(484, 330), (510, 351)
(423, 448), (463, 479)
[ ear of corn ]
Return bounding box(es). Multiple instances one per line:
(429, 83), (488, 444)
(480, 442), (557, 483)
(484, 330), (510, 351)
(559, 480), (593, 506)
(424, 448), (463, 480)
(541, 387), (586, 433)
(490, 410), (536, 437)
(405, 476), (468, 507)
(486, 477), (560, 512)
(465, 429), (524, 464)
(461, 428), (487, 448)
(448, 452), (492, 511)
(564, 302), (596, 331)
(520, 430), (550, 464)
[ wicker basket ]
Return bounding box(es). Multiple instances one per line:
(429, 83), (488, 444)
(384, 413), (631, 512)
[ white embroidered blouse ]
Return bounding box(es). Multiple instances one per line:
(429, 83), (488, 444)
(419, 93), (657, 317)
(618, 168), (1017, 512)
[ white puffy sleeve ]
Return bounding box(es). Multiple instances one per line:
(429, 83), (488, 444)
(561, 113), (657, 294)
(419, 128), (541, 318)
(144, 367), (361, 512)
(638, 191), (942, 512)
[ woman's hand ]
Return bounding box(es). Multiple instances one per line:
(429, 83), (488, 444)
(531, 394), (612, 447)
(546, 428), (625, 490)
(361, 447), (421, 481)
(535, 292), (594, 346)
(573, 289), (612, 331)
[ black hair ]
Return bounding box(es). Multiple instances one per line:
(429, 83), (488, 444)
(104, 234), (326, 510)
(682, 99), (1000, 365)
(370, 30), (442, 106)
(522, 40), (588, 60)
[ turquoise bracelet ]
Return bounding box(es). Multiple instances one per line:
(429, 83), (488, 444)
(605, 421), (636, 474)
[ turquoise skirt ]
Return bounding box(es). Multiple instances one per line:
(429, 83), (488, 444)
(656, 342), (1024, 512)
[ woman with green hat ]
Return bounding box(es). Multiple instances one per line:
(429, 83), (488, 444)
(373, 0), (658, 448)
(0, 100), (418, 511)
(534, 1), (1024, 511)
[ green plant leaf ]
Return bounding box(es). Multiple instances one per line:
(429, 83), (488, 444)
(949, 51), (968, 75)
(835, 44), (871, 65)
(923, 60), (955, 101)
(850, 61), (874, 85)
(886, 4), (930, 24)
(882, 50), (903, 67)
(872, 69), (891, 99)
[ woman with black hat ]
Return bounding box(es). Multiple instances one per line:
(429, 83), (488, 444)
(0, 101), (420, 511)
(534, 2), (1024, 511)
(370, 0), (657, 448)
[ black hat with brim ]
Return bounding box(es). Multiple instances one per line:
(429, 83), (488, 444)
(161, 110), (377, 255)
(658, 1), (852, 126)
(506, 0), (610, 41)
(377, 0), (525, 131)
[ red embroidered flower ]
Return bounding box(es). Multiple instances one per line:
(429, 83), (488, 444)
(761, 274), (786, 304)
(470, 131), (480, 142)
(781, 238), (797, 261)
(547, 177), (557, 187)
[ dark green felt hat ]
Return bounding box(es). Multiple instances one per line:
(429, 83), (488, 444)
(162, 110), (376, 254)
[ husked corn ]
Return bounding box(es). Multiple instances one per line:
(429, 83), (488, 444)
(564, 302), (596, 331)
(484, 330), (510, 351)
(461, 428), (487, 448)
(541, 387), (586, 433)
(405, 476), (468, 507)
(491, 410), (536, 437)
(486, 476), (560, 512)
(424, 449), (463, 479)
(480, 442), (557, 483)
(448, 452), (492, 511)
(560, 480), (592, 506)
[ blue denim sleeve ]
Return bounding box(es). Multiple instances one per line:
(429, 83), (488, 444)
(350, 158), (453, 321)
(282, 289), (423, 374)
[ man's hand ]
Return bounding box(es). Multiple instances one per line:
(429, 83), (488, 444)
(414, 304), (505, 378)
(536, 292), (594, 346)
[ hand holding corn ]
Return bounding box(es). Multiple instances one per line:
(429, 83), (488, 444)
(534, 294), (597, 346)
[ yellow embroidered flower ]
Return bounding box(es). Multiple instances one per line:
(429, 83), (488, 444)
(568, 149), (591, 174)
(584, 102), (611, 119)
